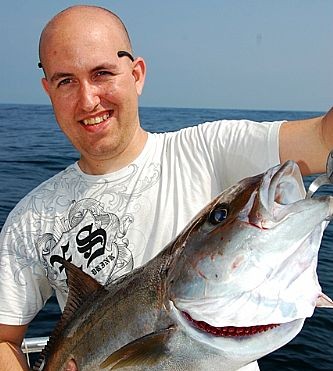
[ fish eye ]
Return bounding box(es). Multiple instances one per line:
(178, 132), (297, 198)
(208, 204), (229, 225)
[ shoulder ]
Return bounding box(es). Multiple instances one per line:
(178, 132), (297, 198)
(149, 120), (229, 143)
(3, 164), (78, 227)
(151, 119), (263, 140)
(148, 119), (252, 152)
(21, 163), (78, 200)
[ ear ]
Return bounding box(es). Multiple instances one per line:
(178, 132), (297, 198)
(132, 57), (146, 96)
(41, 77), (51, 97)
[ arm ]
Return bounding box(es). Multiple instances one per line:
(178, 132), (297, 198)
(279, 108), (333, 175)
(0, 324), (29, 371)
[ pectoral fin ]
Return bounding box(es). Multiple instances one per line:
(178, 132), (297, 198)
(100, 326), (176, 369)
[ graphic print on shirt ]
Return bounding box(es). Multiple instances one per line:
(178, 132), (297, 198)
(39, 198), (134, 285)
(30, 163), (162, 292)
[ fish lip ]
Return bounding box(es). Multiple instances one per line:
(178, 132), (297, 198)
(170, 300), (282, 339)
(181, 311), (280, 338)
(249, 161), (306, 227)
(266, 161), (305, 208)
(170, 300), (305, 353)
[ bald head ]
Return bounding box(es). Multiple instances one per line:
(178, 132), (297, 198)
(39, 5), (132, 70)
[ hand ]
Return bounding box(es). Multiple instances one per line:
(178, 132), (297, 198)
(322, 107), (333, 150)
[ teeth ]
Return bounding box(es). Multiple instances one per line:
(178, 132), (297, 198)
(82, 113), (110, 126)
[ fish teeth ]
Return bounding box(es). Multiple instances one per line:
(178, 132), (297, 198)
(82, 113), (110, 126)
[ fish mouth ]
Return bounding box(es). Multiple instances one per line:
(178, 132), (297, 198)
(248, 160), (306, 228)
(182, 311), (279, 337)
(266, 160), (305, 206)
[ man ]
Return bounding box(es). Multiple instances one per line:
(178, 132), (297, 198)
(0, 5), (332, 371)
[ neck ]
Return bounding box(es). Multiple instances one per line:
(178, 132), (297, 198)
(78, 128), (148, 175)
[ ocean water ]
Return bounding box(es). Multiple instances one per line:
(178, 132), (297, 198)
(0, 103), (332, 370)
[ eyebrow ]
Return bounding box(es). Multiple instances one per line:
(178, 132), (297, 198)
(91, 63), (119, 73)
(49, 63), (119, 83)
(49, 72), (74, 83)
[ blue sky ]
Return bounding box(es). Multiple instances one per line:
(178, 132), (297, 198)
(0, 0), (332, 111)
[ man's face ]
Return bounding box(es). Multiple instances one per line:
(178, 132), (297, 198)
(41, 18), (146, 171)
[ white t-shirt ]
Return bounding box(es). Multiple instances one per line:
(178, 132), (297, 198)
(0, 119), (281, 370)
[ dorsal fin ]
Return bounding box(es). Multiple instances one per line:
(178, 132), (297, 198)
(33, 257), (107, 370)
(61, 256), (104, 305)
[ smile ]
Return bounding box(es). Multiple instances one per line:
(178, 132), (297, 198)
(82, 112), (110, 126)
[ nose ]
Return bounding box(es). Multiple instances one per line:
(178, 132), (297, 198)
(78, 81), (101, 112)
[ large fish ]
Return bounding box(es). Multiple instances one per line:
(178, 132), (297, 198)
(33, 161), (333, 371)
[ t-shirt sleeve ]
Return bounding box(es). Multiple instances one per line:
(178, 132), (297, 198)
(196, 119), (282, 189)
(0, 206), (53, 325)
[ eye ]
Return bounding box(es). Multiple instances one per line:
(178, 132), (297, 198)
(97, 70), (112, 76)
(97, 71), (114, 76)
(95, 70), (116, 80)
(57, 78), (73, 87)
(208, 204), (229, 225)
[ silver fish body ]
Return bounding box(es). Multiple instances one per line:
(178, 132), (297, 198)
(33, 161), (333, 370)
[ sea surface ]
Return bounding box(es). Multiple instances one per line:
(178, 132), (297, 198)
(0, 104), (332, 370)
